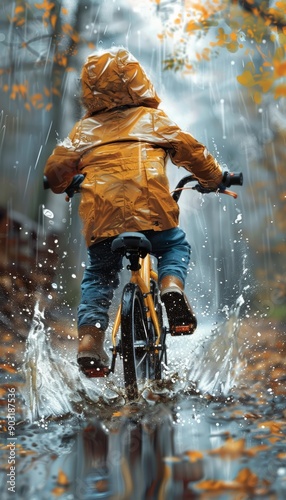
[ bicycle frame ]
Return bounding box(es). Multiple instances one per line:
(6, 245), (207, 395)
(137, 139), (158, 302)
(111, 254), (162, 351)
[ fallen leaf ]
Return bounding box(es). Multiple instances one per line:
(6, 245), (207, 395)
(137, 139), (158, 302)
(183, 450), (204, 462)
(258, 421), (285, 435)
(245, 444), (269, 457)
(209, 438), (246, 457)
(56, 469), (70, 487)
(196, 467), (259, 492)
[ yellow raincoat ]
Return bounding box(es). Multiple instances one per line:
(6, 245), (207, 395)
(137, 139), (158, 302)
(44, 48), (222, 246)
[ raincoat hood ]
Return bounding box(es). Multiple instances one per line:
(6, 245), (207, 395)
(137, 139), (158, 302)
(81, 47), (161, 115)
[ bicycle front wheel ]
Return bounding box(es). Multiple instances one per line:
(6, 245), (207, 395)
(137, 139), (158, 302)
(121, 283), (150, 400)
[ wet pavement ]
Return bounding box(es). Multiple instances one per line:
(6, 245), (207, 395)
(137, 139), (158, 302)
(0, 311), (285, 499)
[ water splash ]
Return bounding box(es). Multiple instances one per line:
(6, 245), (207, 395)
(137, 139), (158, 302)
(19, 303), (123, 422)
(183, 293), (245, 397)
(19, 291), (246, 422)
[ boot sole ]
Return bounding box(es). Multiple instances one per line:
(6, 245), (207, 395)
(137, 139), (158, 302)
(77, 355), (110, 378)
(161, 291), (197, 336)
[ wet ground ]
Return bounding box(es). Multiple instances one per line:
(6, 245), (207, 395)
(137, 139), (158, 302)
(0, 310), (285, 500)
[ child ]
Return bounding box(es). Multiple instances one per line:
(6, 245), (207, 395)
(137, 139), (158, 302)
(44, 47), (223, 376)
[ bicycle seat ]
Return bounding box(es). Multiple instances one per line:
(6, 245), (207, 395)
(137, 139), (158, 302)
(111, 232), (152, 258)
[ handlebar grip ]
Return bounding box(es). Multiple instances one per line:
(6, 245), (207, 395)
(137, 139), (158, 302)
(221, 171), (243, 187)
(43, 175), (50, 189)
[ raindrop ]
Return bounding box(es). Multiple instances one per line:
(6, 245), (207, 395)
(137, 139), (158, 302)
(51, 283), (58, 289)
(236, 294), (245, 307)
(234, 213), (242, 223)
(238, 31), (246, 42)
(277, 468), (286, 476)
(43, 208), (54, 219)
(71, 274), (77, 279)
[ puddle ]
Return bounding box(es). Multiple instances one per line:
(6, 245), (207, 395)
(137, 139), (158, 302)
(0, 303), (285, 499)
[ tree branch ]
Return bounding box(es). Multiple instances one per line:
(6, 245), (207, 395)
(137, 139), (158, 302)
(238, 0), (286, 29)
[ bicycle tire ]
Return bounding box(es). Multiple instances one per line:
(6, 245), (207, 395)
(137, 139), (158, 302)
(121, 283), (151, 399)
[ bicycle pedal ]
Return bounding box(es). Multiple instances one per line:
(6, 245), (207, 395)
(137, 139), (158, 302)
(171, 325), (195, 336)
(82, 367), (110, 378)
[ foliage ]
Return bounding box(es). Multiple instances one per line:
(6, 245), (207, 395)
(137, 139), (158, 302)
(0, 0), (95, 111)
(154, 0), (286, 104)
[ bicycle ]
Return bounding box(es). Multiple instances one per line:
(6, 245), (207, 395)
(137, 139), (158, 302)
(43, 171), (243, 400)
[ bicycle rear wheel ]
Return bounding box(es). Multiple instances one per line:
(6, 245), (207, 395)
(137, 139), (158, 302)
(121, 283), (151, 399)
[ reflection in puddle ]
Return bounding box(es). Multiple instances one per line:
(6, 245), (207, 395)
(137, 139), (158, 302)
(1, 392), (285, 499)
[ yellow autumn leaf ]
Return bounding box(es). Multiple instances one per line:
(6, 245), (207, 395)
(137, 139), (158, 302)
(50, 14), (57, 29)
(52, 487), (67, 496)
(52, 88), (61, 97)
(274, 84), (286, 98)
(112, 410), (123, 417)
(276, 1), (286, 11)
(183, 450), (203, 462)
(258, 420), (285, 435)
(256, 72), (274, 93)
(196, 467), (259, 492)
(70, 32), (80, 43)
(0, 364), (17, 373)
(237, 70), (257, 87)
(236, 468), (258, 489)
(274, 61), (286, 77)
(253, 91), (262, 104)
(245, 444), (269, 457)
(209, 438), (246, 457)
(31, 93), (43, 107)
(35, 1), (55, 11)
(186, 20), (200, 32)
(226, 41), (239, 53)
(14, 6), (25, 14)
(57, 469), (70, 486)
(62, 23), (73, 34)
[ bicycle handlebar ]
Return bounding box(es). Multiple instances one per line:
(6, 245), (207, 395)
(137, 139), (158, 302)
(43, 174), (85, 201)
(172, 171), (243, 202)
(43, 171), (243, 202)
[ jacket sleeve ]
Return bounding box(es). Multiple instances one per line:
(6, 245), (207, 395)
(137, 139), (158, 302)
(43, 139), (82, 194)
(153, 111), (223, 189)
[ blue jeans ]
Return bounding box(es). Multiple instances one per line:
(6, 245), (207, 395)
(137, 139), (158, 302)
(77, 227), (191, 330)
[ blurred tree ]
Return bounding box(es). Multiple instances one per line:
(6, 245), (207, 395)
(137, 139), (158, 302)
(0, 0), (96, 112)
(156, 0), (286, 102)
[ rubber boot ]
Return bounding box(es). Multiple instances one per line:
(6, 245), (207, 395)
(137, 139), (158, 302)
(77, 325), (109, 376)
(160, 276), (197, 335)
